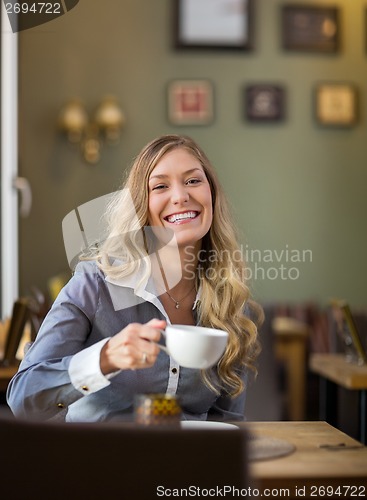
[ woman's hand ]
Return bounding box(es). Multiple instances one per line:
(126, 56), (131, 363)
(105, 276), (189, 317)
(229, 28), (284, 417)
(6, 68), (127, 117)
(100, 318), (166, 375)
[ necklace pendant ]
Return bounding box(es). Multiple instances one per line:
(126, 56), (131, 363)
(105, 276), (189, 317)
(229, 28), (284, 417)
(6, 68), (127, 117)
(175, 303), (180, 309)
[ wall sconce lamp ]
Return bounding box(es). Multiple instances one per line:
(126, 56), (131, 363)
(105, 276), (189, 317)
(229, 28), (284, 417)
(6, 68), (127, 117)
(58, 95), (125, 164)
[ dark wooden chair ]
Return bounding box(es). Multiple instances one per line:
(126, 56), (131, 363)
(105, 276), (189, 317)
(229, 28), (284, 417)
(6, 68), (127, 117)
(0, 298), (30, 367)
(0, 290), (48, 367)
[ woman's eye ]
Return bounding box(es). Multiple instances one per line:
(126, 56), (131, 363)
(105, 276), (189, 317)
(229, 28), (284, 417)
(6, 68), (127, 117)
(152, 184), (166, 190)
(186, 178), (201, 185)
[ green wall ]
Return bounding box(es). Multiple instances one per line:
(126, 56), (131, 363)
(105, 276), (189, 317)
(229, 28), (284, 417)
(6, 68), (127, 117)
(18, 0), (367, 308)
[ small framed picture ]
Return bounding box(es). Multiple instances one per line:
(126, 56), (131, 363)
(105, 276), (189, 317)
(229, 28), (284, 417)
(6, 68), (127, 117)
(174, 0), (254, 50)
(282, 5), (340, 53)
(245, 84), (286, 122)
(167, 80), (214, 126)
(315, 83), (358, 127)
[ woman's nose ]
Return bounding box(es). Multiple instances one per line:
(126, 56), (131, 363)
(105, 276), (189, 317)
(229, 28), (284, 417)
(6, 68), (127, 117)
(171, 184), (189, 204)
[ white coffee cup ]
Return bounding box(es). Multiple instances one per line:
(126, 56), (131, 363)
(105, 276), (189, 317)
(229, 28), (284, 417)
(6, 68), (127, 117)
(158, 325), (228, 369)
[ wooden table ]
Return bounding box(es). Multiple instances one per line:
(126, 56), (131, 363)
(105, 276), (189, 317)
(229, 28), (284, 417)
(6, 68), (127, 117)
(309, 353), (367, 444)
(244, 421), (367, 498)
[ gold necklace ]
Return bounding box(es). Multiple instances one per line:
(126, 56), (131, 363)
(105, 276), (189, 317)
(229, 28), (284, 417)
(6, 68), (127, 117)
(153, 247), (196, 309)
(165, 286), (196, 309)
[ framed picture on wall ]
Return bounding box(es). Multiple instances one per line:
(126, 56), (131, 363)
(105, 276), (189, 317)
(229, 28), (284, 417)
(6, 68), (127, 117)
(167, 80), (214, 126)
(174, 0), (254, 50)
(282, 5), (340, 53)
(245, 84), (286, 122)
(314, 82), (358, 127)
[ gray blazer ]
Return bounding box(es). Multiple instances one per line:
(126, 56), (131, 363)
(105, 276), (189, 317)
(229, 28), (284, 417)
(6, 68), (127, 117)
(6, 261), (247, 422)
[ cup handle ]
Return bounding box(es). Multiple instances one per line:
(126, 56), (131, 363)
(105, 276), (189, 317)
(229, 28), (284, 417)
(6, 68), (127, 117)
(156, 343), (170, 355)
(152, 329), (169, 355)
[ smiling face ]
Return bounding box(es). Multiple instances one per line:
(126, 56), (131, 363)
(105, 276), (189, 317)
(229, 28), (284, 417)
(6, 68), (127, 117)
(148, 148), (213, 253)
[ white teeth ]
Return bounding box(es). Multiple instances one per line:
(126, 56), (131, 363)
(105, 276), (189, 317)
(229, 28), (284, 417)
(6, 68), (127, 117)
(167, 211), (197, 223)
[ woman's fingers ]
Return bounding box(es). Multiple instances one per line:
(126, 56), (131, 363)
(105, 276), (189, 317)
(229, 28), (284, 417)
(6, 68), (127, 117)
(100, 319), (166, 374)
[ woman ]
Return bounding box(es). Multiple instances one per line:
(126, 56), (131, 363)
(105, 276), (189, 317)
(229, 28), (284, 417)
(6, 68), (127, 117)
(7, 134), (262, 422)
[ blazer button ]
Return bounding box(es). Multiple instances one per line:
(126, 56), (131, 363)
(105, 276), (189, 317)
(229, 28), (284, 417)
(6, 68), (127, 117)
(57, 403), (64, 409)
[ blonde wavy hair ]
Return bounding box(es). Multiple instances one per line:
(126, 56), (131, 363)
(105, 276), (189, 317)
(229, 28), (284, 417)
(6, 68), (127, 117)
(96, 134), (262, 397)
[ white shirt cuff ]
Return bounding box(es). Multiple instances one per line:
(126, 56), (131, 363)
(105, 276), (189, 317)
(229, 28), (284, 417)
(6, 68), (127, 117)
(69, 337), (119, 395)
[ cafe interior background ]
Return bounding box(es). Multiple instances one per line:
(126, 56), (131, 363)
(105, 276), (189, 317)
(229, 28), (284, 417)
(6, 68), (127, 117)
(1, 0), (367, 438)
